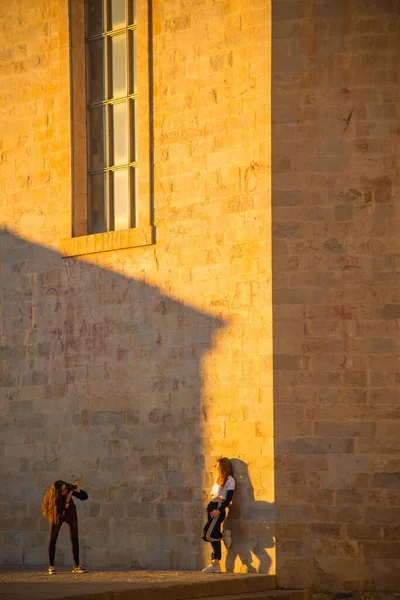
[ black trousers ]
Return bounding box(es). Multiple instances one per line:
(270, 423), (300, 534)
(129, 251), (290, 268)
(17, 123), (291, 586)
(48, 520), (80, 567)
(202, 501), (226, 561)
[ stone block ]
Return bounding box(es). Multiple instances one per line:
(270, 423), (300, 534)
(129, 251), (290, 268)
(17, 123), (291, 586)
(314, 557), (373, 591)
(308, 524), (345, 541)
(0, 547), (22, 565)
(295, 438), (355, 455)
(371, 558), (400, 591)
(124, 503), (154, 519)
(80, 518), (110, 535)
(82, 547), (107, 568)
(342, 371), (367, 387)
(331, 455), (371, 475)
(383, 525), (400, 542)
(90, 411), (125, 426)
(21, 371), (49, 386)
(274, 353), (309, 370)
(372, 473), (400, 489)
(365, 507), (400, 525)
(334, 204), (353, 221)
(315, 505), (363, 524)
(275, 523), (307, 539)
(155, 503), (182, 519)
(315, 421), (374, 438)
(276, 557), (315, 589)
(359, 541), (400, 559)
(106, 549), (134, 569)
(276, 505), (313, 524)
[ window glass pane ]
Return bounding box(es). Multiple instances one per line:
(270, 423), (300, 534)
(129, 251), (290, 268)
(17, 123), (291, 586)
(111, 102), (128, 166)
(130, 167), (136, 226)
(89, 173), (107, 234)
(129, 0), (136, 24)
(86, 0), (103, 36)
(110, 0), (125, 29)
(88, 107), (105, 170)
(112, 169), (130, 230)
(110, 33), (127, 98)
(130, 99), (136, 162)
(129, 30), (137, 94)
(87, 38), (104, 104)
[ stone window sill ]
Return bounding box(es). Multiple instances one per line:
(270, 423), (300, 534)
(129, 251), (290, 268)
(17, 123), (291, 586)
(61, 226), (155, 257)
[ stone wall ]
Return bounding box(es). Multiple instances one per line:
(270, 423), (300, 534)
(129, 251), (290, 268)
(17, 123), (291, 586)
(272, 0), (400, 591)
(0, 0), (273, 572)
(5, 0), (399, 589)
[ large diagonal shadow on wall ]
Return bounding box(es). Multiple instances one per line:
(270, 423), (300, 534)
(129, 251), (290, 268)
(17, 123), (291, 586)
(0, 228), (225, 570)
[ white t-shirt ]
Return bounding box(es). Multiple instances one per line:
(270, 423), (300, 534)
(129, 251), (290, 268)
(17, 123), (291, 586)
(210, 475), (236, 501)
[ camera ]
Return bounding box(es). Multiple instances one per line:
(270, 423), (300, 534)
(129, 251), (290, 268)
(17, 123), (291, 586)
(65, 483), (78, 492)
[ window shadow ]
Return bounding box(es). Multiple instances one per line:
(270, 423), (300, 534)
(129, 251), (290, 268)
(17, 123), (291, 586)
(0, 228), (226, 570)
(224, 459), (274, 574)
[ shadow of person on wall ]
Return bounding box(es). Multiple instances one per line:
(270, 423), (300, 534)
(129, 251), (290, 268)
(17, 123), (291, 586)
(224, 459), (275, 574)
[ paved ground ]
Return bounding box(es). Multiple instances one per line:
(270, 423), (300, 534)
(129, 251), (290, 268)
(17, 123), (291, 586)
(0, 569), (275, 600)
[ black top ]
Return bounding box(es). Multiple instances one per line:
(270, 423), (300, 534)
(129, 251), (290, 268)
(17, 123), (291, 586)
(220, 489), (234, 510)
(57, 489), (88, 524)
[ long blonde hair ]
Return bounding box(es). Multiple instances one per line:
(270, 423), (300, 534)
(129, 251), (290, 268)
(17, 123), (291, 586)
(42, 480), (65, 524)
(216, 457), (233, 487)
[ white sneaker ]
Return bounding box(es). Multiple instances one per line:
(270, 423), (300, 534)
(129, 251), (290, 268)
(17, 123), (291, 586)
(223, 529), (232, 550)
(202, 562), (221, 573)
(48, 566), (57, 575)
(72, 565), (89, 574)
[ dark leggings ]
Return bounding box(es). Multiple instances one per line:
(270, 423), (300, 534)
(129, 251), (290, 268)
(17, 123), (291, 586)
(202, 501), (226, 561)
(48, 520), (79, 567)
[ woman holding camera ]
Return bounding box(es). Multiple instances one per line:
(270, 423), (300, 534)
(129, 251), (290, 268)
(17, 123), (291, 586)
(41, 480), (88, 574)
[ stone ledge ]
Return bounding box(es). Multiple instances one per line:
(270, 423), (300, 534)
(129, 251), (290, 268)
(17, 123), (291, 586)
(60, 226), (155, 257)
(0, 569), (278, 600)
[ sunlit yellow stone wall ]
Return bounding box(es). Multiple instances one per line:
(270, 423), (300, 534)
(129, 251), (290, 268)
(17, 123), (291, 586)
(0, 0), (272, 571)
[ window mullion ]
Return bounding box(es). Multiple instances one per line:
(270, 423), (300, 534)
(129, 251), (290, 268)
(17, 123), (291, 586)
(86, 23), (137, 44)
(126, 0), (133, 229)
(106, 111), (111, 232)
(104, 0), (110, 231)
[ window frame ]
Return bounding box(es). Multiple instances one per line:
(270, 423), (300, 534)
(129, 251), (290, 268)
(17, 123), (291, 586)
(62, 0), (154, 257)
